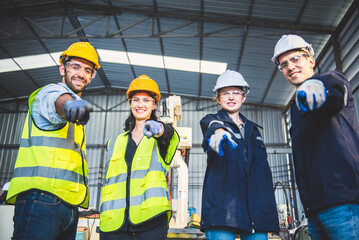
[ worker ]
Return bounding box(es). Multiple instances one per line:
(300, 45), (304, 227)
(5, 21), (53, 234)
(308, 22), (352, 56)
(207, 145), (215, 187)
(99, 75), (179, 240)
(200, 70), (280, 240)
(6, 42), (100, 240)
(272, 34), (359, 239)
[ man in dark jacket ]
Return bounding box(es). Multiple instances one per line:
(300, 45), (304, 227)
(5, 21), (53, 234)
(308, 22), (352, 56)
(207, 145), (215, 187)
(200, 70), (279, 240)
(272, 34), (359, 240)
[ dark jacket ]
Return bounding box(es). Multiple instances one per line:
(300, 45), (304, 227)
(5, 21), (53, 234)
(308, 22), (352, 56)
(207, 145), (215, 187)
(290, 71), (359, 217)
(200, 109), (280, 233)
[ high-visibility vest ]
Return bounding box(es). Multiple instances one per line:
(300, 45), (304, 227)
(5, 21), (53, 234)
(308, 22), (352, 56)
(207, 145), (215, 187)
(100, 130), (179, 232)
(6, 87), (89, 208)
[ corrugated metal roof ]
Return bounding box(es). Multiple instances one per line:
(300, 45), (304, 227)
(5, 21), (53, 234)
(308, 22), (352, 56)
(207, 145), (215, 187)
(0, 0), (357, 108)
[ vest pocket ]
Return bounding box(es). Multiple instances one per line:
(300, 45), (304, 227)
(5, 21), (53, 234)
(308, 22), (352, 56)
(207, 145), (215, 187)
(51, 149), (82, 192)
(135, 154), (152, 170)
(100, 209), (113, 222)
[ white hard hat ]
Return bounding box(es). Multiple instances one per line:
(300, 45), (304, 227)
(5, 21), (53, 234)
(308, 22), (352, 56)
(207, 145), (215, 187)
(271, 34), (314, 63)
(213, 70), (250, 94)
(2, 182), (10, 191)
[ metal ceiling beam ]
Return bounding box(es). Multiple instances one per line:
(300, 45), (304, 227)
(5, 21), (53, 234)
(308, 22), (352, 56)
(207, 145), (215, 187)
(105, 0), (137, 78)
(236, 0), (255, 71)
(332, 32), (343, 72)
(197, 0), (204, 102)
(0, 42), (41, 96)
(260, 68), (278, 105)
(262, 0), (310, 105)
(153, 0), (171, 95)
(4, 32), (333, 40)
(195, 0), (205, 111)
(5, 0), (47, 93)
(59, 0), (111, 88)
(0, 81), (16, 101)
(0, 1), (335, 34)
(110, 16), (151, 37)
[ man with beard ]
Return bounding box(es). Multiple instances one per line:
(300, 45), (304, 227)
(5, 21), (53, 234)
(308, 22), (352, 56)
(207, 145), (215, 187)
(6, 42), (100, 240)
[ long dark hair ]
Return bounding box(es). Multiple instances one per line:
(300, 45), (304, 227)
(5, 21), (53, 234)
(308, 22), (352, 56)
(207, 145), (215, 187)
(124, 108), (158, 132)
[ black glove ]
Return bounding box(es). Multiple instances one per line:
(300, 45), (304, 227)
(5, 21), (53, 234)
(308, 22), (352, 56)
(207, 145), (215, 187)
(64, 100), (93, 125)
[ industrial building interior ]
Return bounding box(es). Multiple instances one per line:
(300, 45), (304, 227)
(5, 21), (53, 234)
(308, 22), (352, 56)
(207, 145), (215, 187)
(0, 0), (359, 239)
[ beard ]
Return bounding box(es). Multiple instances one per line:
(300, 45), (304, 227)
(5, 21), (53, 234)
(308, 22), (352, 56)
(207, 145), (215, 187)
(64, 71), (89, 94)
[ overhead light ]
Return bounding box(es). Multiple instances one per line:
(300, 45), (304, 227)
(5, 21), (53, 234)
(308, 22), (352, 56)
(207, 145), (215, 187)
(0, 59), (21, 73)
(0, 53), (58, 73)
(98, 49), (227, 75)
(97, 49), (129, 65)
(0, 49), (227, 75)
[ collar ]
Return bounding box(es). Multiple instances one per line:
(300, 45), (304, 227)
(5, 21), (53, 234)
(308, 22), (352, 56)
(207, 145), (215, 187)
(217, 109), (262, 129)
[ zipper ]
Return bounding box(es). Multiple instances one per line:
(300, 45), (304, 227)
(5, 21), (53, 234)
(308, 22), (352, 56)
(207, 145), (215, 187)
(124, 136), (133, 231)
(229, 115), (256, 233)
(80, 126), (87, 187)
(241, 127), (255, 233)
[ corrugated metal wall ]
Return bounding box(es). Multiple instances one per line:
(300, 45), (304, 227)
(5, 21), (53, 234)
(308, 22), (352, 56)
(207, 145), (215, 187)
(0, 102), (27, 184)
(317, 4), (359, 93)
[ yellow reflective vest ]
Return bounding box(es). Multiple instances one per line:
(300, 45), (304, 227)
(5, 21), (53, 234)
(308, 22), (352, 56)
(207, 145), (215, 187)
(6, 87), (89, 208)
(100, 130), (179, 232)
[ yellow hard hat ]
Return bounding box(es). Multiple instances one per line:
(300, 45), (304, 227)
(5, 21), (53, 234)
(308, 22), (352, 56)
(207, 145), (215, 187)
(59, 42), (101, 70)
(126, 75), (161, 102)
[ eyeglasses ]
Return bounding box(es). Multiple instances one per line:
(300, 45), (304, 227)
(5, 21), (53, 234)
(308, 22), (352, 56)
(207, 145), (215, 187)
(220, 90), (245, 98)
(65, 62), (97, 79)
(278, 54), (309, 72)
(128, 97), (155, 105)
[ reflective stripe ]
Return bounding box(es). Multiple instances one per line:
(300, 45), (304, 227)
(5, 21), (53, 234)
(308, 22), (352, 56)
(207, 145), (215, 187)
(24, 114), (85, 156)
(144, 187), (168, 201)
(131, 187), (168, 205)
(101, 187), (168, 212)
(103, 139), (118, 186)
(208, 120), (224, 128)
(12, 166), (87, 185)
(101, 197), (126, 213)
(233, 132), (242, 139)
(131, 167), (166, 179)
(20, 137), (85, 158)
(106, 172), (127, 185)
(222, 126), (241, 139)
(149, 143), (167, 174)
(20, 137), (77, 150)
(209, 120), (242, 139)
(131, 169), (149, 179)
(256, 136), (262, 141)
(106, 139), (116, 163)
(28, 114), (75, 139)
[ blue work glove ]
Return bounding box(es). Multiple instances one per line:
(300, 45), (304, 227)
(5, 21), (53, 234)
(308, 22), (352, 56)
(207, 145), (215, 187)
(144, 120), (164, 138)
(64, 100), (93, 125)
(208, 130), (238, 157)
(296, 79), (327, 112)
